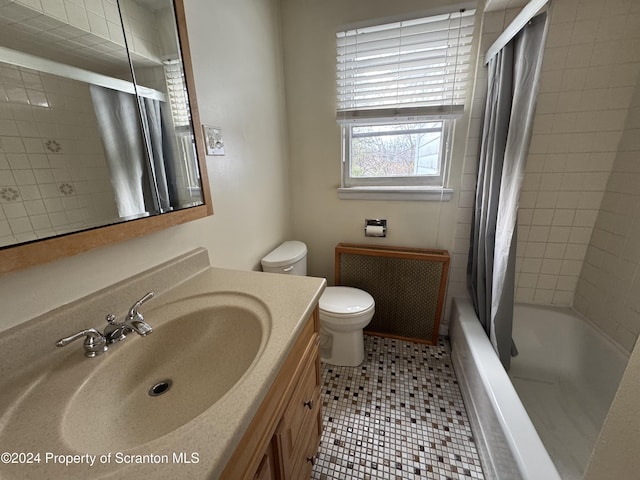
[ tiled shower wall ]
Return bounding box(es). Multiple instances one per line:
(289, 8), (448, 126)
(514, 0), (640, 306)
(447, 0), (640, 327)
(0, 63), (118, 246)
(573, 79), (640, 353)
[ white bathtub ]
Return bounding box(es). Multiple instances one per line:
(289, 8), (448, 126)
(450, 298), (629, 479)
(508, 303), (628, 480)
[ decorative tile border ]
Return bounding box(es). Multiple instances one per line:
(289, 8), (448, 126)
(312, 335), (484, 480)
(44, 139), (62, 153)
(59, 183), (74, 195)
(0, 186), (20, 202)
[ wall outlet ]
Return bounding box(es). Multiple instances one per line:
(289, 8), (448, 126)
(203, 125), (225, 156)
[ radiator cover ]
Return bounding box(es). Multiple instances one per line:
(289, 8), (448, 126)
(335, 243), (450, 344)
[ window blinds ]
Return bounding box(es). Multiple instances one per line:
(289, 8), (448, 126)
(163, 60), (191, 127)
(336, 9), (476, 120)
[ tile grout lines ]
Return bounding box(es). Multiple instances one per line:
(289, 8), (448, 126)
(311, 335), (485, 480)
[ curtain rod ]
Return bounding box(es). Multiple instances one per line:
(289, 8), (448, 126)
(0, 46), (166, 102)
(484, 0), (549, 65)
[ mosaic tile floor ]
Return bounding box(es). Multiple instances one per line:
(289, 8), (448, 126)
(311, 335), (485, 480)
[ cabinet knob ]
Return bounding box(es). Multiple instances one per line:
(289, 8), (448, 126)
(306, 456), (315, 465)
(303, 399), (313, 410)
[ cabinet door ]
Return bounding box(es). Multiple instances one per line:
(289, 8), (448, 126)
(253, 441), (277, 480)
(288, 391), (322, 480)
(220, 311), (321, 480)
(275, 341), (321, 479)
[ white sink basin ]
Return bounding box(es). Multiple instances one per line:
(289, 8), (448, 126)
(0, 292), (269, 457)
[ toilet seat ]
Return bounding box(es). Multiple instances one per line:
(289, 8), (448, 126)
(261, 241), (375, 367)
(319, 286), (374, 318)
(318, 286), (375, 366)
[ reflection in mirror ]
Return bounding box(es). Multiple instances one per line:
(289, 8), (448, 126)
(0, 0), (205, 249)
(98, 0), (204, 219)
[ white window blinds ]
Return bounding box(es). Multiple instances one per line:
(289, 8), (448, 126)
(163, 60), (191, 127)
(336, 9), (476, 120)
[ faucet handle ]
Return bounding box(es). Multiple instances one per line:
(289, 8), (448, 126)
(128, 292), (155, 319)
(106, 292), (154, 326)
(56, 328), (108, 358)
(104, 292), (154, 340)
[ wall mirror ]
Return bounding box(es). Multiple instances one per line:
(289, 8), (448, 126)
(0, 0), (211, 274)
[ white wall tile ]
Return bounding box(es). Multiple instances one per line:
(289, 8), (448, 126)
(3, 203), (28, 218)
(8, 216), (32, 234)
(534, 289), (554, 303)
(517, 0), (638, 312)
(87, 11), (109, 39)
(541, 258), (562, 274)
(42, 0), (68, 22)
(83, 0), (104, 16)
(29, 213), (50, 230)
(65, 1), (89, 30)
(552, 290), (574, 305)
(13, 170), (36, 185)
(537, 274), (558, 290)
(532, 209), (554, 225)
(552, 0), (579, 24)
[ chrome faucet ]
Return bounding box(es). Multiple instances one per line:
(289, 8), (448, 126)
(104, 292), (155, 343)
(55, 292), (155, 358)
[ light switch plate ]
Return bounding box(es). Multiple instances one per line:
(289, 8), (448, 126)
(203, 125), (225, 156)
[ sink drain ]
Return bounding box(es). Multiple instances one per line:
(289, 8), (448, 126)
(148, 379), (173, 397)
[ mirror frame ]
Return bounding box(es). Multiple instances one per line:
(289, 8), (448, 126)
(0, 0), (212, 276)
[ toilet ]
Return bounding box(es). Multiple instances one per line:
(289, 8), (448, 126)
(261, 241), (374, 367)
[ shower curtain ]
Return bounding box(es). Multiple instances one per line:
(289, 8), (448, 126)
(467, 13), (549, 369)
(139, 96), (181, 212)
(90, 85), (178, 219)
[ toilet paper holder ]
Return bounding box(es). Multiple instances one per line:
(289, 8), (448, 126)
(364, 219), (387, 237)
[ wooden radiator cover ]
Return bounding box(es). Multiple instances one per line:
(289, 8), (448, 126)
(335, 243), (450, 345)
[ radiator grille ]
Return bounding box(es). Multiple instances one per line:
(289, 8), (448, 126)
(335, 244), (450, 344)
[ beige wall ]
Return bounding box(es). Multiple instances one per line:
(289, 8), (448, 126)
(281, 0), (480, 317)
(514, 0), (640, 307)
(0, 0), (291, 333)
(574, 77), (640, 353)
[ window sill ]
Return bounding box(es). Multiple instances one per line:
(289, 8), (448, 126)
(337, 186), (453, 201)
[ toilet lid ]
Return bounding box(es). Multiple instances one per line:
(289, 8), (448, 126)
(261, 241), (307, 268)
(320, 286), (374, 315)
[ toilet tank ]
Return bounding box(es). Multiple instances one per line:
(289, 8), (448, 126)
(261, 241), (307, 275)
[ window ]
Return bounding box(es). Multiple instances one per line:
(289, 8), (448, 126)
(163, 60), (201, 195)
(336, 9), (475, 198)
(344, 120), (450, 187)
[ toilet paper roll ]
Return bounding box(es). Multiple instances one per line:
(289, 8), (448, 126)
(365, 225), (385, 237)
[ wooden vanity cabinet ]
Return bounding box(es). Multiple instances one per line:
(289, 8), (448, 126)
(274, 334), (322, 480)
(253, 440), (277, 480)
(221, 307), (322, 480)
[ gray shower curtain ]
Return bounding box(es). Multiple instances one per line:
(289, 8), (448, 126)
(90, 85), (178, 219)
(468, 13), (549, 369)
(90, 85), (152, 218)
(139, 96), (181, 213)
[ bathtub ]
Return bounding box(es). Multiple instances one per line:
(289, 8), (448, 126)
(449, 298), (629, 480)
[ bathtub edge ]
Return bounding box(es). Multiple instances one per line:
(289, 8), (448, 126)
(449, 297), (561, 480)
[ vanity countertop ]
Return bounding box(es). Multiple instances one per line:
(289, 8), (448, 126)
(0, 249), (325, 479)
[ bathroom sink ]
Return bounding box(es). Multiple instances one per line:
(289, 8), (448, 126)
(1, 292), (270, 455)
(0, 258), (328, 479)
